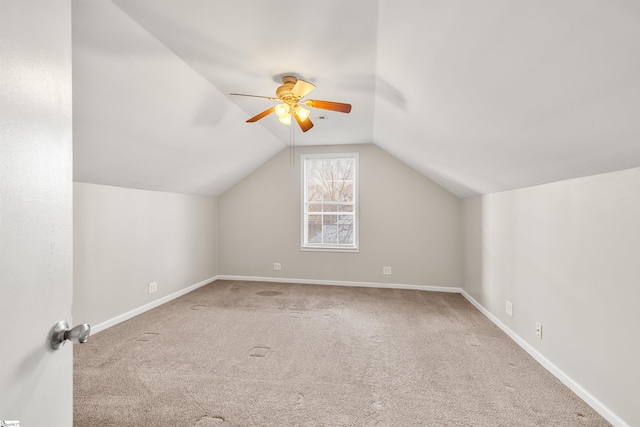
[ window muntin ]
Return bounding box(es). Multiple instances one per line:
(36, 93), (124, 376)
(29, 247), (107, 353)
(302, 154), (358, 251)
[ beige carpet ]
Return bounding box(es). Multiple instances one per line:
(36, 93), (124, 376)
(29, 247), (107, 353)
(74, 280), (609, 426)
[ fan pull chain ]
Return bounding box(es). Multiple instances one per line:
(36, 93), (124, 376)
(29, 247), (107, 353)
(290, 122), (296, 166)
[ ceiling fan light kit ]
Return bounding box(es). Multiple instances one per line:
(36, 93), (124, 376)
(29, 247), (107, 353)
(230, 76), (352, 132)
(274, 103), (290, 118)
(296, 106), (311, 121)
(278, 114), (292, 125)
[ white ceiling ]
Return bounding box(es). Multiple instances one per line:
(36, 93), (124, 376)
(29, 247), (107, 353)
(73, 0), (640, 198)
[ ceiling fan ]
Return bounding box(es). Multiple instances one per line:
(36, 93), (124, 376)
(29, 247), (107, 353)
(230, 76), (352, 132)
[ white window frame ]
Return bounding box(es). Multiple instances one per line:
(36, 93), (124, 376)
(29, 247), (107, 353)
(301, 153), (359, 252)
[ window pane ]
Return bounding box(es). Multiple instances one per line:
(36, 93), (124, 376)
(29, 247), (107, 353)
(308, 203), (322, 213)
(307, 215), (322, 243)
(338, 225), (354, 244)
(336, 181), (354, 202)
(307, 183), (324, 201)
(308, 160), (322, 177)
(323, 214), (337, 225)
(338, 215), (354, 244)
(323, 204), (339, 213)
(335, 159), (353, 179)
(322, 214), (338, 244)
(338, 204), (353, 213)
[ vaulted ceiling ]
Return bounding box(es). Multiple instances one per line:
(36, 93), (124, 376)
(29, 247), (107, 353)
(73, 0), (640, 198)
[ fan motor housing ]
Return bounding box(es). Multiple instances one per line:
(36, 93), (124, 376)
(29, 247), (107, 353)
(276, 76), (299, 102)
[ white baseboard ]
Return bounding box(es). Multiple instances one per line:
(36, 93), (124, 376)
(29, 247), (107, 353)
(460, 290), (629, 427)
(216, 274), (462, 294)
(91, 276), (218, 335)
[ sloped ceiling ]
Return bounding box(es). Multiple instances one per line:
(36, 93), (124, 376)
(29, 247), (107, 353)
(73, 0), (640, 198)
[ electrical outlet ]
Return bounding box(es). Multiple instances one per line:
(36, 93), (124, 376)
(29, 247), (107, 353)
(148, 281), (157, 294)
(506, 301), (513, 316)
(536, 322), (542, 339)
(383, 266), (392, 275)
(273, 263), (281, 271)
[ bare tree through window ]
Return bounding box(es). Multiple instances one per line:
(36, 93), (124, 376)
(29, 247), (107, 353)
(303, 154), (358, 250)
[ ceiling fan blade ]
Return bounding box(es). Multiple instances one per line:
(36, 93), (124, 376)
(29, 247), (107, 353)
(305, 99), (352, 113)
(291, 80), (316, 98)
(294, 111), (314, 132)
(246, 106), (275, 123)
(230, 93), (277, 100)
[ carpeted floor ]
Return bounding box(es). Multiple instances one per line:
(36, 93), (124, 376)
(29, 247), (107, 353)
(74, 280), (610, 426)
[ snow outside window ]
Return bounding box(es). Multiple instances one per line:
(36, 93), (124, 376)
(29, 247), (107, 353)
(302, 153), (358, 251)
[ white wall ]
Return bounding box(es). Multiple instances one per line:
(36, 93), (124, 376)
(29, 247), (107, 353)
(461, 167), (640, 427)
(73, 183), (218, 328)
(0, 0), (74, 424)
(218, 144), (461, 288)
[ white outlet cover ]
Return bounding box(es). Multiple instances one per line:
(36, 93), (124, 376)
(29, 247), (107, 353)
(506, 301), (513, 316)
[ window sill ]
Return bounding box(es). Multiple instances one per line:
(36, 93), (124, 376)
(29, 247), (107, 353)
(301, 246), (359, 253)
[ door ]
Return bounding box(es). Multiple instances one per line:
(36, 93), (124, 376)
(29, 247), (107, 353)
(0, 1), (73, 425)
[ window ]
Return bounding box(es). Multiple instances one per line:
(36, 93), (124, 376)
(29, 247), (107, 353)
(302, 153), (358, 251)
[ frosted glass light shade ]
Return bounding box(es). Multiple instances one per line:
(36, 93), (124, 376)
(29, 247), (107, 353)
(275, 103), (290, 118)
(296, 106), (311, 121)
(278, 114), (292, 125)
